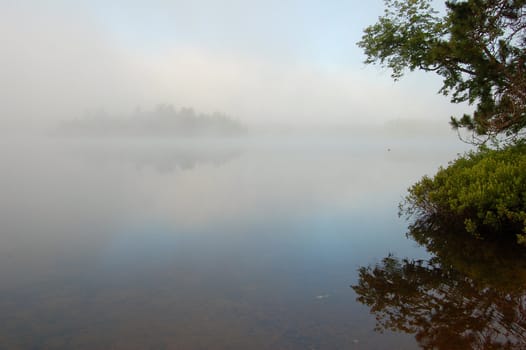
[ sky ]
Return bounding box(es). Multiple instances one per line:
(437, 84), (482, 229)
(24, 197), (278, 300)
(0, 0), (468, 131)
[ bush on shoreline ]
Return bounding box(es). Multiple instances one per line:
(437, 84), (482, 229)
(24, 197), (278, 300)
(400, 142), (526, 246)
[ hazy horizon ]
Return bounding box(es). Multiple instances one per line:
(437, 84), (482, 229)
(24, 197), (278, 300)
(0, 2), (496, 348)
(1, 0), (471, 136)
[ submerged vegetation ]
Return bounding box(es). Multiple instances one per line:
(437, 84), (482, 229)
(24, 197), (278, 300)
(401, 142), (526, 246)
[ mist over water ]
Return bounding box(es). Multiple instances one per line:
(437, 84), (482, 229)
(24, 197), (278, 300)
(0, 128), (472, 349)
(1, 1), (481, 347)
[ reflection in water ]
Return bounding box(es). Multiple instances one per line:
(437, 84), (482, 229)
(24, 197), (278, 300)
(352, 217), (526, 349)
(70, 140), (242, 173)
(0, 137), (467, 349)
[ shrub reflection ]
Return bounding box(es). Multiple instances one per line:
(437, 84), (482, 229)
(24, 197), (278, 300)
(352, 217), (526, 349)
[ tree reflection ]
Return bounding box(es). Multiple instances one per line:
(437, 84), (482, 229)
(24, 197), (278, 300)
(352, 217), (526, 349)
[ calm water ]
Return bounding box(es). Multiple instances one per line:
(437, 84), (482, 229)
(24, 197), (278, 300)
(1, 136), (522, 349)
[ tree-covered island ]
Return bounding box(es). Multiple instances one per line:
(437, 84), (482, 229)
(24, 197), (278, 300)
(359, 0), (526, 246)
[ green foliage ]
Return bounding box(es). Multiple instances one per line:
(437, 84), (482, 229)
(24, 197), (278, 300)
(401, 142), (526, 245)
(359, 0), (526, 143)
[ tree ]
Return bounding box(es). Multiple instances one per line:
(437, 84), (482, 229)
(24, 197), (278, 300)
(358, 0), (526, 144)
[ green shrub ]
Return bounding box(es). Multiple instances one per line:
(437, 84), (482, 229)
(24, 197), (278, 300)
(401, 142), (526, 246)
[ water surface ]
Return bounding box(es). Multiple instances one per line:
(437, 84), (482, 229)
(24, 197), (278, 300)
(0, 136), (490, 349)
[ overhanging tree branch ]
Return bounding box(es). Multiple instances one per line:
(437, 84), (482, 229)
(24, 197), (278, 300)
(358, 0), (526, 145)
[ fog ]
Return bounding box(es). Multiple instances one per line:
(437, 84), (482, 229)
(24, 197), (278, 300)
(0, 0), (474, 234)
(1, 0), (470, 138)
(0, 2), (488, 348)
(0, 122), (468, 349)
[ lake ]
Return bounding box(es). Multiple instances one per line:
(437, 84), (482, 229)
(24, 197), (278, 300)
(1, 135), (523, 349)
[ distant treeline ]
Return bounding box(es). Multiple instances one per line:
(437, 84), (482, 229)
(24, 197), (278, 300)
(57, 105), (246, 138)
